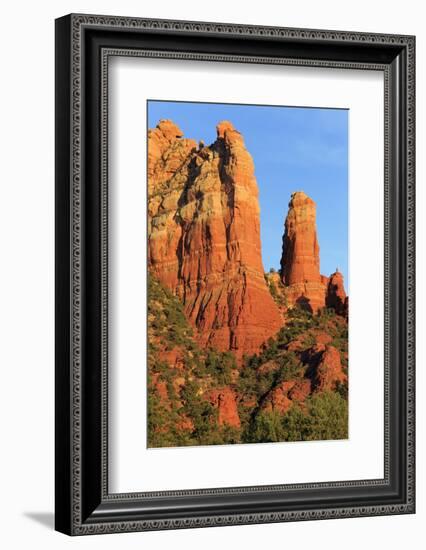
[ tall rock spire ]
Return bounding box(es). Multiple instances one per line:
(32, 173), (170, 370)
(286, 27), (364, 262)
(326, 270), (347, 316)
(281, 191), (321, 285)
(280, 191), (327, 312)
(148, 120), (283, 359)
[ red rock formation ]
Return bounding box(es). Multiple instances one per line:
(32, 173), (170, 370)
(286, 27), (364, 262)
(206, 387), (241, 428)
(147, 119), (194, 193)
(148, 119), (283, 359)
(289, 379), (312, 402)
(262, 378), (312, 415)
(280, 191), (327, 312)
(314, 345), (347, 392)
(313, 331), (333, 346)
(262, 381), (294, 414)
(281, 192), (321, 285)
(326, 269), (347, 316)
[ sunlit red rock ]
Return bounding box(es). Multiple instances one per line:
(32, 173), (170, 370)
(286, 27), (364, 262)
(206, 387), (241, 428)
(262, 381), (295, 414)
(148, 119), (283, 359)
(280, 191), (327, 312)
(289, 379), (312, 402)
(314, 345), (347, 392)
(262, 378), (312, 415)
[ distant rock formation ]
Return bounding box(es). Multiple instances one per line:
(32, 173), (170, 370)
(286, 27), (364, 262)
(148, 119), (283, 359)
(280, 192), (348, 316)
(326, 269), (347, 317)
(280, 191), (327, 312)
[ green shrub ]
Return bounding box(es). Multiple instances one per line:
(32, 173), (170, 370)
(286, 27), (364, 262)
(205, 350), (236, 385)
(248, 410), (285, 443)
(147, 273), (348, 448)
(244, 391), (348, 444)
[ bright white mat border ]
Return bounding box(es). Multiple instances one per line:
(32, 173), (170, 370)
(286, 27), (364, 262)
(108, 56), (384, 494)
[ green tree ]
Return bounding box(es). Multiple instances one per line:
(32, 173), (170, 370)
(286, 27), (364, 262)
(248, 411), (285, 443)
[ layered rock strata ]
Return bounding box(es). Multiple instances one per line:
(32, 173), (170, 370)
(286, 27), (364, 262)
(148, 119), (282, 358)
(280, 191), (327, 312)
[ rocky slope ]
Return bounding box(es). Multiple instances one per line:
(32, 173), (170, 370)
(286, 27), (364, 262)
(147, 275), (242, 447)
(148, 119), (282, 359)
(148, 275), (348, 447)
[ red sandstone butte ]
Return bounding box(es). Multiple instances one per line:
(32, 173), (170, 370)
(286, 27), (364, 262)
(206, 387), (241, 428)
(148, 119), (282, 359)
(326, 269), (347, 316)
(280, 191), (327, 312)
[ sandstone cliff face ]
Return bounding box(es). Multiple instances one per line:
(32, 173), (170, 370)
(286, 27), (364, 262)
(148, 119), (282, 358)
(280, 191), (327, 312)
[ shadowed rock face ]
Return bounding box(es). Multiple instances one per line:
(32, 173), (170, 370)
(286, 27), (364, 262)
(280, 191), (327, 312)
(326, 270), (347, 316)
(148, 119), (283, 359)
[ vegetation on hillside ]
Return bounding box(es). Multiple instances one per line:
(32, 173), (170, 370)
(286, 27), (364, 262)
(148, 275), (240, 447)
(147, 275), (348, 448)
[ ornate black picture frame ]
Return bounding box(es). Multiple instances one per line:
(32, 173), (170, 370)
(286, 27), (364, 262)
(55, 13), (415, 535)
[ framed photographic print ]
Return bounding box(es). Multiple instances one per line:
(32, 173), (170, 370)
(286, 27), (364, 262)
(55, 14), (415, 535)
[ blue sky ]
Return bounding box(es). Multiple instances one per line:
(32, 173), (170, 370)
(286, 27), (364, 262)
(148, 100), (348, 290)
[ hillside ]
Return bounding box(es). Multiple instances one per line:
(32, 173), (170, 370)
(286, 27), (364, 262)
(148, 275), (348, 447)
(147, 275), (241, 447)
